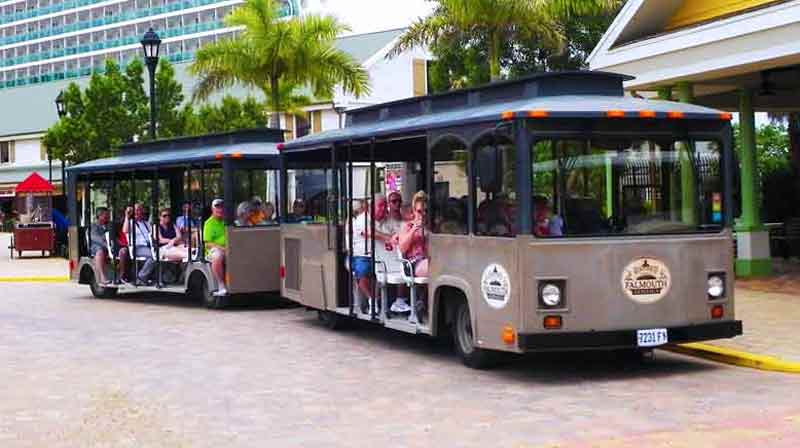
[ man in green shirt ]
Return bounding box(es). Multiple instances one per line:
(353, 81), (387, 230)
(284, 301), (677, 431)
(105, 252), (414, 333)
(204, 198), (227, 296)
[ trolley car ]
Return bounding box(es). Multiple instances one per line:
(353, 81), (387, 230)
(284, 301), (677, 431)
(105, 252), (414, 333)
(278, 71), (743, 368)
(67, 129), (284, 308)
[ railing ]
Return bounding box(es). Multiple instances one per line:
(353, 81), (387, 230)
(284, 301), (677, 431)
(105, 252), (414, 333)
(1, 19), (225, 68)
(0, 0), (229, 41)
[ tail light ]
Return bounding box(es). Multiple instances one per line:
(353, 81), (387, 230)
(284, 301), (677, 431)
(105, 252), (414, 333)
(543, 315), (563, 329)
(711, 305), (724, 319)
(69, 259), (75, 273)
(279, 265), (286, 278)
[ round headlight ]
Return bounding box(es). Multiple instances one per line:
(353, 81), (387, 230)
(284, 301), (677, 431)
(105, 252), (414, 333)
(541, 284), (562, 307)
(707, 276), (724, 298)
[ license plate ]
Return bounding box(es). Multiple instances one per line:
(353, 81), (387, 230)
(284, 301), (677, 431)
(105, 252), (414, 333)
(637, 328), (668, 347)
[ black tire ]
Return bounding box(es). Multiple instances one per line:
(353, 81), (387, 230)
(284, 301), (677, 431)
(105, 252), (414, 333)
(318, 310), (346, 330)
(453, 299), (497, 369)
(88, 270), (117, 299)
(201, 276), (228, 310)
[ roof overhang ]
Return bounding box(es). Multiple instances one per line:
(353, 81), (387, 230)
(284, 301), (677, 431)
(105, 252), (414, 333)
(588, 0), (800, 110)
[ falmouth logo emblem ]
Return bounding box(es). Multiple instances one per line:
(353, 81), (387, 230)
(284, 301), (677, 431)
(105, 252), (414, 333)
(481, 263), (511, 309)
(621, 257), (671, 304)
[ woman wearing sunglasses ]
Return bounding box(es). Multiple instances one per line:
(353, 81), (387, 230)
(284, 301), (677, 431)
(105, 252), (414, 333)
(156, 208), (187, 263)
(398, 191), (430, 278)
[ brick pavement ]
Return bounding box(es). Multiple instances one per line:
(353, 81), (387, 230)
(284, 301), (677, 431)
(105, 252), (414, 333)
(1, 283), (799, 447)
(0, 233), (69, 278)
(706, 286), (800, 363)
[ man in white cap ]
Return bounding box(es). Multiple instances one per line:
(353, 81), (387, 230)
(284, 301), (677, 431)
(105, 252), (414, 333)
(204, 198), (227, 295)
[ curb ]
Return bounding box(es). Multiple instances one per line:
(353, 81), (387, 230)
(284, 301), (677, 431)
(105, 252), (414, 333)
(663, 343), (800, 374)
(0, 276), (70, 283)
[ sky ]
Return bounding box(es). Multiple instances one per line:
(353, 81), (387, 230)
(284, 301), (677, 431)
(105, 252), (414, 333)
(301, 0), (435, 35)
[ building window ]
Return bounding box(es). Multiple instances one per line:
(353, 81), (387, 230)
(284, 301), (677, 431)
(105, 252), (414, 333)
(296, 113), (310, 138)
(0, 141), (13, 165)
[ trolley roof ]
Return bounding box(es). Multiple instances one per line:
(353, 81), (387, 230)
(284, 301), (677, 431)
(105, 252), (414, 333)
(283, 71), (731, 152)
(67, 128), (284, 174)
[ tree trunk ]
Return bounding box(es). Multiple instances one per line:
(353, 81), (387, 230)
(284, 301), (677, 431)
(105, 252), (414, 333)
(269, 77), (281, 129)
(489, 31), (501, 81)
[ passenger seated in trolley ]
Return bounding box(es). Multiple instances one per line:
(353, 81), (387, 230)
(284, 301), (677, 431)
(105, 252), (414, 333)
(263, 201), (276, 223)
(156, 208), (187, 262)
(89, 207), (113, 285)
(122, 203), (156, 285)
(533, 195), (564, 237)
(398, 191), (430, 277)
(176, 200), (199, 248)
(286, 199), (308, 223)
(204, 198), (227, 296)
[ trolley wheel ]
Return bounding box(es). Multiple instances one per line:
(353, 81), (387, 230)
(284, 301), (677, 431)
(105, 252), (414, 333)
(201, 276), (228, 310)
(88, 270), (117, 299)
(453, 300), (497, 369)
(318, 310), (346, 330)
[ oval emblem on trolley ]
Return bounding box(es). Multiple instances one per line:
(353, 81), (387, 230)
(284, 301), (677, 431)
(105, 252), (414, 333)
(481, 263), (511, 309)
(621, 257), (672, 304)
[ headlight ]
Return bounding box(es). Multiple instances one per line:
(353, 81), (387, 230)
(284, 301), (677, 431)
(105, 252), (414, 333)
(707, 275), (725, 298)
(541, 284), (562, 307)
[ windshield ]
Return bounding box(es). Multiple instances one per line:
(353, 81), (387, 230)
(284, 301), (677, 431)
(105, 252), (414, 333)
(532, 138), (725, 237)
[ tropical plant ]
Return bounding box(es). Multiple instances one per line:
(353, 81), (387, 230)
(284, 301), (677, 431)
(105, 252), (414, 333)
(43, 59), (188, 163)
(392, 0), (620, 83)
(189, 0), (370, 128)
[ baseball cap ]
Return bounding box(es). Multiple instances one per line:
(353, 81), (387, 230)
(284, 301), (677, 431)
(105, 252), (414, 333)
(212, 198), (224, 208)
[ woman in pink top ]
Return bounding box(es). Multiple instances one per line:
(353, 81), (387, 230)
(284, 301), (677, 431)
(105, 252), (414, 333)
(398, 191), (429, 277)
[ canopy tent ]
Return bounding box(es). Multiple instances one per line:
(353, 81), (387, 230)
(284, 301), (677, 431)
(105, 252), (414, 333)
(15, 172), (55, 194)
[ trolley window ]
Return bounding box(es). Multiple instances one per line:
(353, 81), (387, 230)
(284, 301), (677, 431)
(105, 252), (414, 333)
(231, 168), (280, 227)
(532, 138), (724, 237)
(286, 168), (335, 223)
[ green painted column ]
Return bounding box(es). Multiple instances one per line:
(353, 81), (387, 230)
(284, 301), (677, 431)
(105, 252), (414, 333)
(735, 88), (772, 277)
(657, 86), (673, 101)
(675, 82), (697, 226)
(737, 88), (762, 231)
(605, 154), (613, 218)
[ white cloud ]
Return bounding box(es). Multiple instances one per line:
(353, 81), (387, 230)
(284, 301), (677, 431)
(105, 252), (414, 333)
(302, 0), (434, 35)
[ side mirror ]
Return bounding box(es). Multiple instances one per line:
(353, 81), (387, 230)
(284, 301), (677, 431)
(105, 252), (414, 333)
(476, 145), (503, 193)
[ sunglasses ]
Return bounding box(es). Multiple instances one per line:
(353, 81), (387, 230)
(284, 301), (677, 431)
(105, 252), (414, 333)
(213, 204), (223, 208)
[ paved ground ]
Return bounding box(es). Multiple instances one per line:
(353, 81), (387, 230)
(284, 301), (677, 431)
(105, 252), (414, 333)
(1, 282), (799, 447)
(708, 288), (800, 363)
(0, 233), (68, 278)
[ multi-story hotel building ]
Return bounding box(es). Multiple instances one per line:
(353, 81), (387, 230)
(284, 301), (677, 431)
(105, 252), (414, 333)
(0, 0), (299, 88)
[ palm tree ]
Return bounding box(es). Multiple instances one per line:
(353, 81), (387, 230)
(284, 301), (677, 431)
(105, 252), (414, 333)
(390, 0), (620, 81)
(189, 0), (370, 128)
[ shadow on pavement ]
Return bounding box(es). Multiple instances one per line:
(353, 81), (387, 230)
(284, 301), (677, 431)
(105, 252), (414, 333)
(73, 289), (299, 311)
(296, 310), (724, 382)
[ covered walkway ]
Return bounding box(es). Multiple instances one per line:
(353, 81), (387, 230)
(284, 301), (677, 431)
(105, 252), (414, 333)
(589, 0), (800, 277)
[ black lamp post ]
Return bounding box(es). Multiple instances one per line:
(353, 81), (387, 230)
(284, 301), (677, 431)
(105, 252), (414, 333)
(53, 90), (66, 185)
(141, 28), (161, 140)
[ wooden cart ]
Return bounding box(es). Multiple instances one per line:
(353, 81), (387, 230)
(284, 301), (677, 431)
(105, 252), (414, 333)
(9, 173), (55, 258)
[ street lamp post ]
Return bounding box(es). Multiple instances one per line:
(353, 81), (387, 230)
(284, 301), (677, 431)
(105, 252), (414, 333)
(141, 28), (161, 140)
(53, 90), (66, 186)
